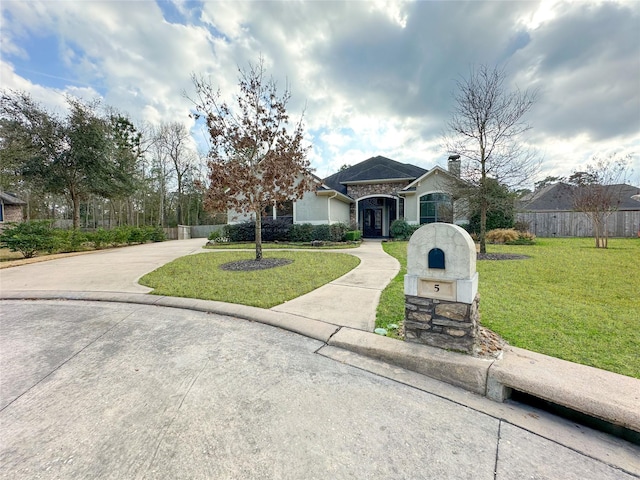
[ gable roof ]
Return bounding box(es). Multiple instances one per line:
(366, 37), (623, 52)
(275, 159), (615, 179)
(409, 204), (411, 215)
(402, 165), (461, 191)
(0, 192), (26, 205)
(519, 183), (575, 211)
(520, 182), (640, 211)
(323, 156), (427, 194)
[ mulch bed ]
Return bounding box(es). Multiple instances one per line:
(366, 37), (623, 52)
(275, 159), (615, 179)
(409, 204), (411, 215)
(477, 253), (529, 261)
(219, 258), (293, 271)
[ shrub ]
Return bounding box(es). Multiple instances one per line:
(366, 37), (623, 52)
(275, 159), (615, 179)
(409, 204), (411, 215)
(507, 231), (536, 245)
(224, 222), (255, 242)
(262, 218), (292, 242)
(208, 230), (222, 241)
(486, 228), (520, 244)
(289, 223), (314, 242)
(111, 226), (131, 245)
(0, 220), (56, 258)
(344, 230), (362, 241)
(88, 228), (115, 249)
(312, 224), (331, 241)
(52, 229), (88, 253)
(330, 223), (349, 242)
(146, 226), (166, 242)
(126, 226), (147, 244)
(390, 219), (413, 240)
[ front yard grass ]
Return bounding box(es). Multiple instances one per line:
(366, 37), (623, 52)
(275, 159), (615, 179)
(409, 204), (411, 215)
(378, 238), (640, 379)
(139, 250), (360, 308)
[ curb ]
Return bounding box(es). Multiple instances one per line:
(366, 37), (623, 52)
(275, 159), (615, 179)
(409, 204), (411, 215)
(487, 345), (640, 433)
(328, 327), (493, 395)
(1, 290), (638, 433)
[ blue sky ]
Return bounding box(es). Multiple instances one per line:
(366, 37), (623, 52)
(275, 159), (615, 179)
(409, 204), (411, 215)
(1, 0), (639, 186)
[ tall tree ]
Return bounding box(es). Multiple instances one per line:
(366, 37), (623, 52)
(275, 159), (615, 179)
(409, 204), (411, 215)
(0, 90), (140, 229)
(154, 122), (195, 225)
(443, 65), (539, 253)
(190, 59), (314, 260)
(569, 153), (631, 248)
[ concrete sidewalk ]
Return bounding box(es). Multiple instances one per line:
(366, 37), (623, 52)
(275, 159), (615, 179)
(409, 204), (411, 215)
(271, 240), (400, 331)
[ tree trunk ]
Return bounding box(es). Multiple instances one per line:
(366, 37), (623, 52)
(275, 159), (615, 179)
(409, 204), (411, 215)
(72, 193), (80, 230)
(479, 199), (487, 254)
(255, 210), (263, 261)
(593, 214), (607, 248)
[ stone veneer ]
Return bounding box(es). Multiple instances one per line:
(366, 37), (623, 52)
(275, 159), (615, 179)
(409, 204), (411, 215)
(404, 294), (479, 354)
(346, 181), (410, 226)
(346, 181), (411, 200)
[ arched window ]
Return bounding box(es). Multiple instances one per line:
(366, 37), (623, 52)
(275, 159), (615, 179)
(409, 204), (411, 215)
(419, 193), (452, 224)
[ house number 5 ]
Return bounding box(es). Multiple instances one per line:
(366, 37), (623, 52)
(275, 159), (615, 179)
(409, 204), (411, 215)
(434, 284), (440, 292)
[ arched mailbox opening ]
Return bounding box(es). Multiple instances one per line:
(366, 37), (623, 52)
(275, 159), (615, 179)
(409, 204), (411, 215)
(428, 248), (445, 269)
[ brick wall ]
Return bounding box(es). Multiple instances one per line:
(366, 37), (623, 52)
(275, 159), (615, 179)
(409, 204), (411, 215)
(2, 204), (23, 223)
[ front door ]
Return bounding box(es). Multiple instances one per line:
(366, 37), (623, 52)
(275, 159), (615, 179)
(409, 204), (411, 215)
(363, 207), (383, 237)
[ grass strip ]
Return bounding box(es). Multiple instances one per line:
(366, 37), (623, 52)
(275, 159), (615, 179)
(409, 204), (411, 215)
(139, 250), (360, 309)
(379, 238), (640, 378)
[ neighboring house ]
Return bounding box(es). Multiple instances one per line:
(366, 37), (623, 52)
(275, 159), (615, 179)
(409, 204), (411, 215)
(0, 192), (26, 225)
(517, 182), (640, 237)
(231, 155), (466, 238)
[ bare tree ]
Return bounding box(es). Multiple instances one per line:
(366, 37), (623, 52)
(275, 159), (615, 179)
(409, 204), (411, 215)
(569, 153), (631, 248)
(155, 122), (195, 225)
(443, 65), (539, 253)
(190, 59), (314, 260)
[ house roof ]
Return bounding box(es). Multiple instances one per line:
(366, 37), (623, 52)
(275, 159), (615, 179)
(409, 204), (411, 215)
(322, 156), (427, 195)
(402, 165), (460, 190)
(0, 192), (26, 205)
(520, 182), (640, 211)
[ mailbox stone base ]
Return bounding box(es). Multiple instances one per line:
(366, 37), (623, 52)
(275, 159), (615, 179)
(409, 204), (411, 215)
(404, 294), (479, 354)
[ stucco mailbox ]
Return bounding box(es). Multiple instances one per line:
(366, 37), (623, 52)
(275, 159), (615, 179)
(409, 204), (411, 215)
(404, 223), (479, 353)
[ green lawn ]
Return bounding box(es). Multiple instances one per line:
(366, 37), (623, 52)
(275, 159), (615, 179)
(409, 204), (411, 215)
(379, 238), (640, 378)
(139, 250), (360, 308)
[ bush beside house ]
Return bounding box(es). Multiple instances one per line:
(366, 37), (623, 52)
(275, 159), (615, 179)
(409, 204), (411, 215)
(223, 220), (358, 243)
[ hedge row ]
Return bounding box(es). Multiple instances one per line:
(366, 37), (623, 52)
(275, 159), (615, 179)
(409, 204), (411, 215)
(0, 221), (166, 258)
(223, 220), (360, 243)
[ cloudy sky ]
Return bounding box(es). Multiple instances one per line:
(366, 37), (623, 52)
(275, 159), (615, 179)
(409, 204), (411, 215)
(1, 0), (639, 186)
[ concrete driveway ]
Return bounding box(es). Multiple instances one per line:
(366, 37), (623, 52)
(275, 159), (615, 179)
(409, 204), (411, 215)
(1, 300), (637, 480)
(0, 238), (209, 293)
(0, 239), (400, 332)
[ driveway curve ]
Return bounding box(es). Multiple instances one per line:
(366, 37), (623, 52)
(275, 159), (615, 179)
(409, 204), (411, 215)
(0, 239), (400, 332)
(0, 238), (209, 293)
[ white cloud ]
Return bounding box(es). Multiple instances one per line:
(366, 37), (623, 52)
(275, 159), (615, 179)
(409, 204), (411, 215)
(1, 0), (638, 184)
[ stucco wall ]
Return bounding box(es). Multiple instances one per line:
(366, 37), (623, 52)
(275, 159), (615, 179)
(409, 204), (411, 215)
(328, 197), (351, 224)
(403, 172), (467, 225)
(294, 191), (328, 224)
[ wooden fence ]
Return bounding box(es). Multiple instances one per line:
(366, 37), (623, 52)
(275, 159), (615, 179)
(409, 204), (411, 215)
(516, 211), (640, 238)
